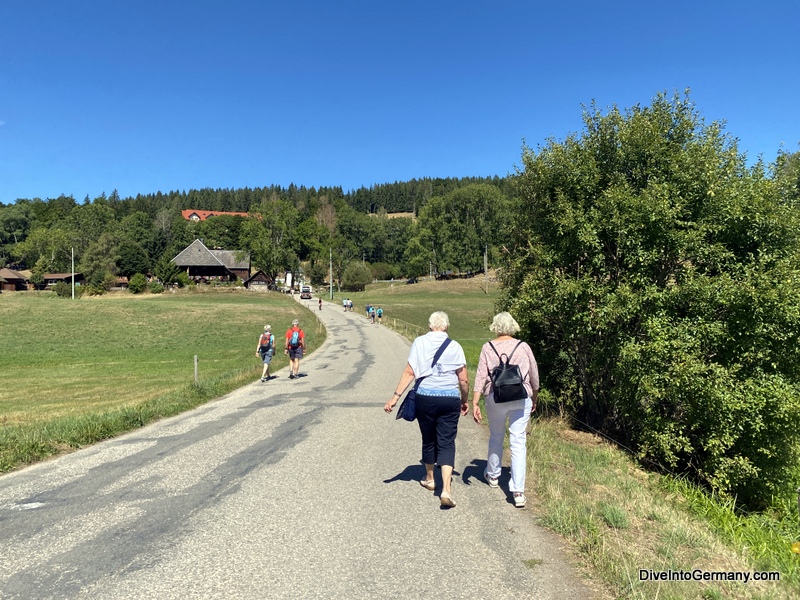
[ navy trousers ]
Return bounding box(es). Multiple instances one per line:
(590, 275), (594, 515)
(415, 393), (461, 467)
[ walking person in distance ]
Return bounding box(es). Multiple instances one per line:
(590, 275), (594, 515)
(472, 312), (539, 508)
(384, 311), (469, 507)
(284, 319), (306, 379)
(255, 325), (275, 382)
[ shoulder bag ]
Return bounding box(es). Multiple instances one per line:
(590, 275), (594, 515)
(396, 338), (453, 421)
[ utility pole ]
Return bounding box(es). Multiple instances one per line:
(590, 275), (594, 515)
(484, 245), (488, 294)
(71, 247), (75, 300)
(329, 248), (333, 300)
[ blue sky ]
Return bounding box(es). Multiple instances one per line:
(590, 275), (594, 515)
(1, 1), (798, 204)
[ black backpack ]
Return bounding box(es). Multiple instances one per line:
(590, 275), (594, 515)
(259, 333), (273, 353)
(488, 341), (528, 403)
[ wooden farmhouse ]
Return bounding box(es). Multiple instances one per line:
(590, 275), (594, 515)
(0, 268), (30, 291)
(171, 239), (251, 283)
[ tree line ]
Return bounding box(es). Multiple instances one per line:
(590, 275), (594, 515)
(0, 177), (512, 292)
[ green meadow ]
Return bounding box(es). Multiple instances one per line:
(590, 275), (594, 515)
(0, 289), (322, 469)
(323, 275), (501, 372)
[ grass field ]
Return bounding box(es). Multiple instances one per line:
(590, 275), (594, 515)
(0, 288), (323, 469)
(322, 275), (502, 372)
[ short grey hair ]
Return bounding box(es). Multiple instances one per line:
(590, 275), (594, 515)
(489, 312), (520, 336)
(428, 311), (450, 331)
(291, 319), (299, 326)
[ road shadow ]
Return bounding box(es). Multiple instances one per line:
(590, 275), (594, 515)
(462, 459), (519, 506)
(461, 459), (488, 486)
(383, 463), (463, 485)
(383, 463), (426, 485)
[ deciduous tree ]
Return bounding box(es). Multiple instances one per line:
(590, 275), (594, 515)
(502, 92), (800, 509)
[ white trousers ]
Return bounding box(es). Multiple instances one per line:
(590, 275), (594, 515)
(485, 393), (532, 493)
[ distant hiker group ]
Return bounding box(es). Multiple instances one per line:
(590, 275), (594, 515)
(256, 318), (306, 382)
(365, 304), (383, 324)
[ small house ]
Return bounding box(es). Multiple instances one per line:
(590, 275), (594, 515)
(43, 273), (85, 288)
(244, 270), (274, 290)
(0, 268), (30, 291)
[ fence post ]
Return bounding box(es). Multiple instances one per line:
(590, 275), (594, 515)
(194, 355), (199, 385)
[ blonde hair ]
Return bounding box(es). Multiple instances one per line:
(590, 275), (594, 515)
(489, 312), (520, 336)
(428, 311), (450, 331)
(264, 325), (271, 332)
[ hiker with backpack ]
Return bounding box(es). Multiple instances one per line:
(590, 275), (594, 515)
(471, 312), (539, 508)
(255, 325), (275, 382)
(384, 311), (469, 508)
(284, 319), (306, 379)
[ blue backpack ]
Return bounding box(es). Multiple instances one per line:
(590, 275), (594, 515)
(289, 329), (301, 347)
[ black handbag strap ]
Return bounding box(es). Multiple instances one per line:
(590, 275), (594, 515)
(413, 338), (452, 391)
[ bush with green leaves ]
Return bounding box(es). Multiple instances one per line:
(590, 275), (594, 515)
(51, 281), (83, 298)
(502, 92), (800, 509)
(305, 260), (328, 286)
(370, 261), (402, 281)
(341, 260), (373, 291)
(149, 281), (164, 294)
(128, 273), (148, 294)
(154, 255), (181, 286)
(175, 271), (190, 288)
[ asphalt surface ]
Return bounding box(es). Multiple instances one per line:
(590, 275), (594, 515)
(0, 299), (600, 599)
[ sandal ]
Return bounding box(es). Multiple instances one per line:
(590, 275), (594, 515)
(440, 490), (456, 507)
(420, 479), (435, 491)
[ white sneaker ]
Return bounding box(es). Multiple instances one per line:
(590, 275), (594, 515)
(484, 470), (499, 488)
(513, 492), (526, 508)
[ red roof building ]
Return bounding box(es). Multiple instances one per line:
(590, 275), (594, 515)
(181, 210), (251, 222)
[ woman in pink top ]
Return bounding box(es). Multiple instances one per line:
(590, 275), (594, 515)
(472, 312), (539, 508)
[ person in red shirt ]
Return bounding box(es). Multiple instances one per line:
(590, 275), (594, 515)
(284, 319), (306, 379)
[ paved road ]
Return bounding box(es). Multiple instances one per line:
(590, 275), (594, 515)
(0, 300), (599, 599)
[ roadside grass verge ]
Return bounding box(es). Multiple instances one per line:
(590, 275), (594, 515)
(528, 417), (798, 599)
(0, 289), (323, 471)
(345, 277), (798, 599)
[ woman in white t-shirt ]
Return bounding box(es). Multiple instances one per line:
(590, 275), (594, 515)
(384, 311), (469, 507)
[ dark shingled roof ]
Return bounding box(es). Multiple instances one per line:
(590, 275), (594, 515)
(171, 239), (249, 269)
(0, 268), (27, 281)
